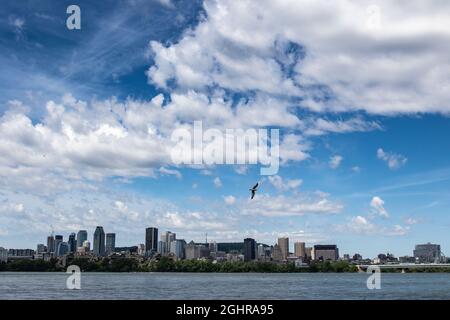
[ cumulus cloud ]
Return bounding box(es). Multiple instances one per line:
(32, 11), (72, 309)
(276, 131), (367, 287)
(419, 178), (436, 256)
(158, 167), (182, 179)
(336, 215), (409, 236)
(213, 177), (222, 188)
(370, 196), (389, 218)
(377, 148), (407, 170)
(0, 92), (313, 192)
(329, 155), (343, 169)
(268, 175), (302, 191)
(241, 193), (343, 217)
(223, 195), (236, 205)
(147, 0), (450, 115)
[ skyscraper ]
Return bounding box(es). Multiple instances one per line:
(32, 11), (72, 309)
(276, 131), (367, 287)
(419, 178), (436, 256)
(47, 235), (55, 253)
(68, 233), (77, 253)
(93, 226), (106, 256)
(169, 239), (186, 260)
(145, 227), (158, 254)
(278, 237), (289, 260)
(77, 230), (88, 248)
(243, 238), (256, 262)
(106, 233), (116, 255)
(294, 242), (306, 259)
(56, 242), (69, 256)
(54, 235), (63, 254)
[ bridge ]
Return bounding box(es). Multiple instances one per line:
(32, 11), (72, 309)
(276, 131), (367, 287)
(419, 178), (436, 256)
(357, 263), (450, 272)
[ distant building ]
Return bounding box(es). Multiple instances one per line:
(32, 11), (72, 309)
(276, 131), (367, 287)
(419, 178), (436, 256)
(68, 233), (77, 253)
(352, 253), (362, 261)
(399, 256), (415, 263)
(170, 239), (186, 260)
(277, 237), (289, 260)
(185, 241), (201, 260)
(54, 235), (63, 254)
(199, 246), (211, 258)
(305, 247), (312, 260)
(294, 242), (306, 259)
(414, 243), (441, 263)
(56, 242), (70, 256)
(209, 241), (218, 253)
(158, 231), (176, 255)
(77, 230), (88, 248)
(36, 244), (47, 254)
(271, 244), (283, 261)
(137, 244), (145, 256)
(145, 227), (158, 254)
(313, 245), (339, 261)
(8, 249), (35, 258)
(93, 226), (106, 256)
(106, 233), (116, 255)
(82, 240), (90, 251)
(47, 235), (55, 253)
(157, 241), (166, 255)
(0, 247), (8, 263)
(243, 238), (256, 262)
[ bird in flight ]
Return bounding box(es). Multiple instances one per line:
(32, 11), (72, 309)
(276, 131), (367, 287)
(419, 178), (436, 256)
(249, 182), (259, 199)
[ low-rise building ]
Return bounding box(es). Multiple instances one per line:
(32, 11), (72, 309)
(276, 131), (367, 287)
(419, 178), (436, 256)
(312, 245), (339, 261)
(414, 243), (441, 263)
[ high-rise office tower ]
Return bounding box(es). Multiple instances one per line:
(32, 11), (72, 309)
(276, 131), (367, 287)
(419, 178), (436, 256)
(68, 233), (77, 253)
(106, 233), (116, 255)
(47, 235), (55, 253)
(278, 237), (289, 260)
(77, 230), (88, 248)
(294, 242), (306, 258)
(56, 242), (70, 256)
(93, 226), (106, 256)
(145, 227), (158, 254)
(243, 238), (256, 262)
(169, 239), (186, 260)
(54, 235), (63, 254)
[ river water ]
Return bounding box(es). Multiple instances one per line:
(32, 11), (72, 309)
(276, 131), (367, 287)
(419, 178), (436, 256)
(0, 272), (449, 299)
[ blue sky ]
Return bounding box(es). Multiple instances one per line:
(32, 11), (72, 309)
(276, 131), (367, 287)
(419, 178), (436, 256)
(1, 0), (450, 258)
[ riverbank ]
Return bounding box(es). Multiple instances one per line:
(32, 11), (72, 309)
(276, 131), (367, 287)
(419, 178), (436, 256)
(2, 258), (450, 273)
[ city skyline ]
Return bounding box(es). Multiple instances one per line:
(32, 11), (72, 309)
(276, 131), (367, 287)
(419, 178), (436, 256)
(1, 0), (450, 258)
(2, 224), (446, 262)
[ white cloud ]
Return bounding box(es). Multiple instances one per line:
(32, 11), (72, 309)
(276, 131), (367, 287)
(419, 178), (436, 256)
(405, 217), (418, 225)
(223, 195), (236, 205)
(213, 177), (222, 188)
(377, 148), (407, 170)
(156, 211), (233, 231)
(370, 196), (389, 218)
(147, 0), (450, 115)
(302, 118), (382, 136)
(234, 165), (248, 175)
(329, 155), (343, 169)
(0, 202), (24, 213)
(336, 215), (410, 236)
(352, 166), (361, 173)
(158, 167), (182, 179)
(241, 193), (343, 217)
(268, 175), (302, 191)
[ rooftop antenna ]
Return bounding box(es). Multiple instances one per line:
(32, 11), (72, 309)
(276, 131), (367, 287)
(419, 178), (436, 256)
(50, 224), (54, 237)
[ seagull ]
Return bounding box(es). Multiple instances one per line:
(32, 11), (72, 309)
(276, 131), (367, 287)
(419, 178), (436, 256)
(249, 182), (259, 199)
